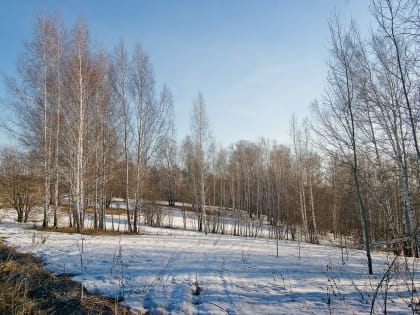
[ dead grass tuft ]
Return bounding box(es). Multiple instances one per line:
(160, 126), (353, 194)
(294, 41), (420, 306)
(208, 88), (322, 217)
(0, 239), (138, 314)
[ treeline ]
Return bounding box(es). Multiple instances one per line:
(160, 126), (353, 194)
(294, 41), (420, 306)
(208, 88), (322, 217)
(0, 1), (418, 268)
(1, 14), (174, 233)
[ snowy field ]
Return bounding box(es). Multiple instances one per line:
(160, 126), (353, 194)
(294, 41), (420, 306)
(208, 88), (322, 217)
(0, 208), (419, 314)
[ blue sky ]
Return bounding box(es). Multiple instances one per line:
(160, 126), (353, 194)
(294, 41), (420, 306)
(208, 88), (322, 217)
(0, 0), (372, 147)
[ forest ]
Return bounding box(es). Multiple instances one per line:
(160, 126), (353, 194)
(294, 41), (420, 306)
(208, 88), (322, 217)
(0, 0), (418, 280)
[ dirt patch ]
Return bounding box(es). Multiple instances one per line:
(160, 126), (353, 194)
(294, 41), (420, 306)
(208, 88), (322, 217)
(0, 239), (137, 314)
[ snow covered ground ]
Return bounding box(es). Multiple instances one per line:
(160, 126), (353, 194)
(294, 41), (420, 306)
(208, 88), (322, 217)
(0, 208), (419, 314)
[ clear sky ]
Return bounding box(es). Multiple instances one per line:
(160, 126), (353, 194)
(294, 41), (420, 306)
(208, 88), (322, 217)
(0, 0), (373, 147)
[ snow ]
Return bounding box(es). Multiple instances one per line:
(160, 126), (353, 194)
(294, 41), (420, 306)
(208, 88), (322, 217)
(0, 208), (419, 314)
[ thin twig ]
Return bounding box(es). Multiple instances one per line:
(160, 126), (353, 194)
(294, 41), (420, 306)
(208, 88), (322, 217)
(370, 255), (398, 314)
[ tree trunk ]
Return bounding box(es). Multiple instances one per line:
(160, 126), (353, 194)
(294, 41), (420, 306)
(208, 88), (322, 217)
(308, 174), (318, 243)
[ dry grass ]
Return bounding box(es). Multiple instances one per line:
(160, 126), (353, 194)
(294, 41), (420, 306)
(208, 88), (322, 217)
(84, 207), (128, 216)
(0, 202), (12, 209)
(0, 239), (137, 314)
(168, 204), (194, 212)
(167, 203), (231, 217)
(35, 226), (142, 236)
(55, 205), (129, 217)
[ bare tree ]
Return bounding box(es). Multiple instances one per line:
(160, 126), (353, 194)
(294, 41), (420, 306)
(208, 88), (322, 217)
(39, 15), (53, 228)
(49, 14), (66, 228)
(313, 17), (373, 274)
(110, 39), (132, 232)
(0, 148), (39, 223)
(291, 114), (309, 242)
(158, 107), (177, 207)
(130, 42), (153, 232)
(369, 0), (419, 256)
(73, 22), (88, 231)
(181, 135), (197, 216)
(89, 52), (113, 230)
(63, 20), (102, 232)
(191, 92), (211, 234)
(371, 0), (420, 161)
(130, 43), (174, 232)
(303, 121), (320, 243)
(2, 14), (62, 227)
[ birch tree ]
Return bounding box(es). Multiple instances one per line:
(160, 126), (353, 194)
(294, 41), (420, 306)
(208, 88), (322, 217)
(313, 17), (373, 273)
(40, 15), (53, 228)
(110, 39), (132, 232)
(371, 0), (419, 161)
(130, 43), (174, 232)
(63, 21), (99, 232)
(291, 115), (309, 242)
(191, 92), (211, 234)
(370, 0), (419, 255)
(158, 102), (177, 207)
(50, 14), (66, 228)
(2, 14), (59, 227)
